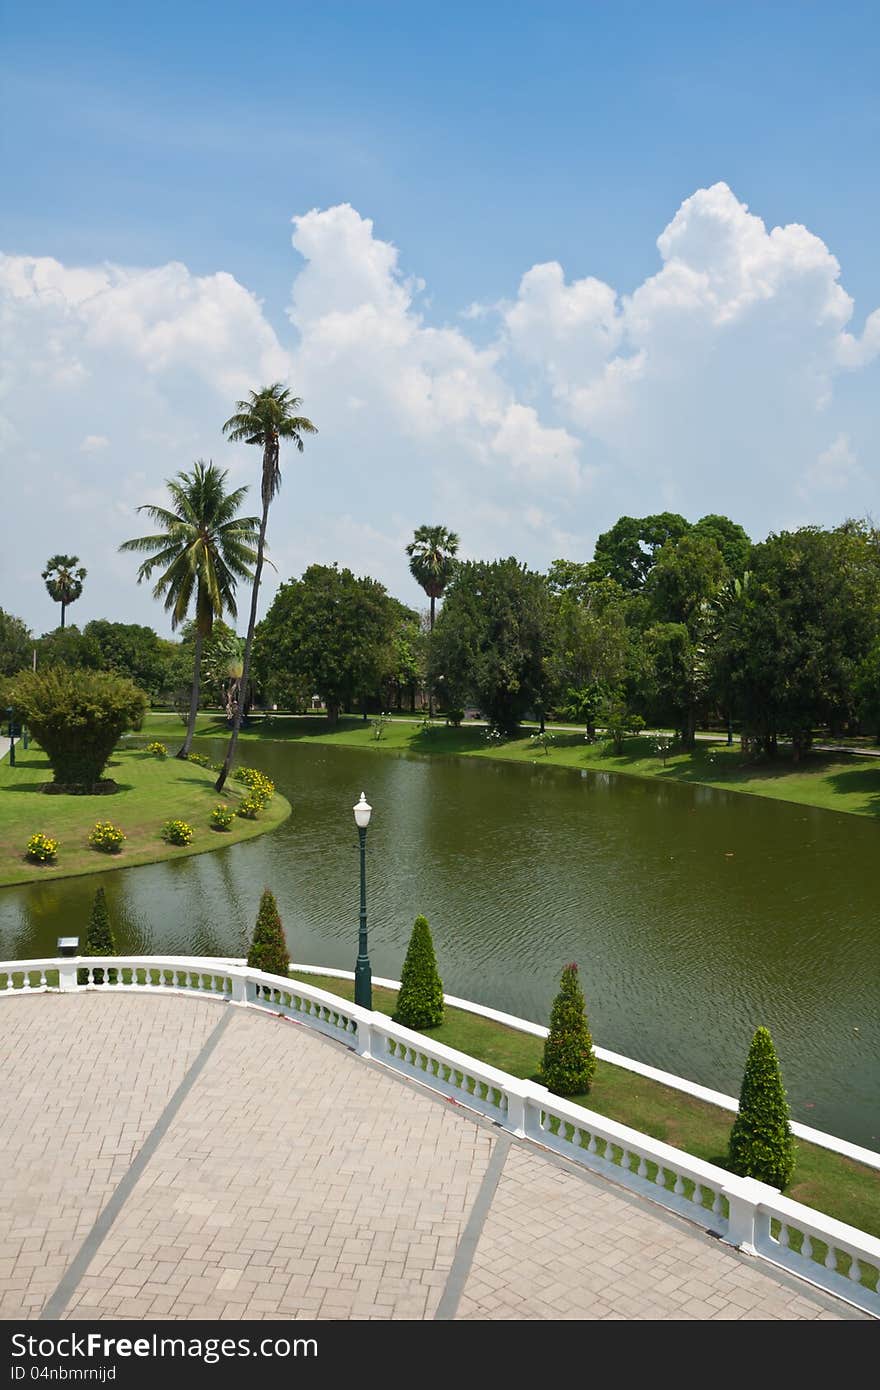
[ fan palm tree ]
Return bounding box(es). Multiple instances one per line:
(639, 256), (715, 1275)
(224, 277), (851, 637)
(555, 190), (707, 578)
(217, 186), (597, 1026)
(214, 383), (317, 791)
(42, 555), (87, 629)
(406, 524), (460, 716)
(119, 461), (259, 758)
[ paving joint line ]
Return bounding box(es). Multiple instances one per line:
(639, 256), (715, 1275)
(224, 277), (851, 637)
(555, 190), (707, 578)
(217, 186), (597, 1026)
(40, 1006), (233, 1321)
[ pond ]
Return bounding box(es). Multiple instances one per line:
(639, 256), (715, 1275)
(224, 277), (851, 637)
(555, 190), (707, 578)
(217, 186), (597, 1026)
(1, 738), (877, 1148)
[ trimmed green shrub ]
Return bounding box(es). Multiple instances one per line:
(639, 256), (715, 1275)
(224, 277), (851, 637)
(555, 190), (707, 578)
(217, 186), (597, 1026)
(78, 886), (117, 985)
(393, 915), (444, 1029)
(210, 803), (234, 831)
(187, 752), (211, 767)
(236, 795), (261, 819)
(542, 962), (596, 1096)
(727, 1027), (796, 1189)
(146, 741), (167, 758)
(247, 889), (290, 988)
(25, 832), (58, 864)
(88, 820), (126, 853)
(161, 819), (193, 846)
(7, 665), (147, 788)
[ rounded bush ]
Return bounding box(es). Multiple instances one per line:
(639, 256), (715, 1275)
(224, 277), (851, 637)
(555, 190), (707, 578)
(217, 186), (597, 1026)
(187, 752), (211, 767)
(26, 832), (59, 864)
(88, 821), (126, 854)
(210, 803), (234, 832)
(7, 665), (147, 789)
(146, 741), (168, 758)
(236, 795), (261, 820)
(161, 819), (193, 846)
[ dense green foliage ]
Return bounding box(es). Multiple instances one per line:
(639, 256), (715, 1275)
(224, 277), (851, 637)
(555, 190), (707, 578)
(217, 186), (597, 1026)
(79, 886), (117, 985)
(7, 666), (148, 787)
(542, 962), (596, 1096)
(728, 1027), (796, 1189)
(247, 888), (290, 981)
(256, 564), (404, 722)
(0, 608), (33, 676)
(431, 558), (553, 733)
(393, 915), (444, 1029)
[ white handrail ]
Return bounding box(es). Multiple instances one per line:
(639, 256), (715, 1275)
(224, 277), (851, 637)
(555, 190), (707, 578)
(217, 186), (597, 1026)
(1, 954), (877, 1317)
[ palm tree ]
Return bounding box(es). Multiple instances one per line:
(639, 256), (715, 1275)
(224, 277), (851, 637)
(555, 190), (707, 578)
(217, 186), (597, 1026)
(119, 461), (259, 759)
(42, 555), (87, 629)
(214, 384), (317, 791)
(406, 524), (460, 716)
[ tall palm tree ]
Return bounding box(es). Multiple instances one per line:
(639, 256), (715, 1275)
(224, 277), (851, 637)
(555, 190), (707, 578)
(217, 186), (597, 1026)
(119, 461), (259, 759)
(214, 383), (317, 791)
(406, 524), (460, 716)
(42, 555), (87, 629)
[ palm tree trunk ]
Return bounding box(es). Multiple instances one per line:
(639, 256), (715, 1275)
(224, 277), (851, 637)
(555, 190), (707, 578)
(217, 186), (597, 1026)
(215, 500), (268, 792)
(60, 602), (66, 630)
(177, 628), (204, 759)
(428, 594), (436, 718)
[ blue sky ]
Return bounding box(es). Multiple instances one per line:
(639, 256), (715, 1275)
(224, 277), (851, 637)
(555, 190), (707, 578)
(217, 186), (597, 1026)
(2, 2), (879, 633)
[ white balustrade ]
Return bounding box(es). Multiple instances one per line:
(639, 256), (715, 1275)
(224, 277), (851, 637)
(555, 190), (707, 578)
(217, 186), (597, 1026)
(1, 954), (877, 1317)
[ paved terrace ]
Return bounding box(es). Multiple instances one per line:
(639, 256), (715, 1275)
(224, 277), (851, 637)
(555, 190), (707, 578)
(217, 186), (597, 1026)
(0, 995), (863, 1322)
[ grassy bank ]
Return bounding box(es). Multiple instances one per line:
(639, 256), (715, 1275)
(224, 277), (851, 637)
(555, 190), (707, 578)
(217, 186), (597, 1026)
(0, 743), (291, 887)
(293, 971), (880, 1243)
(141, 711), (880, 819)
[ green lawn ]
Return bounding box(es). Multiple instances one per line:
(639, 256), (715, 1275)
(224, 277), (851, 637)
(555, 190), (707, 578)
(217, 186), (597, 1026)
(293, 971), (880, 1243)
(0, 742), (291, 887)
(140, 711), (880, 819)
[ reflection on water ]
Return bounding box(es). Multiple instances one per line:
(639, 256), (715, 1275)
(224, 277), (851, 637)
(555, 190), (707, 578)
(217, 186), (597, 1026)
(1, 739), (877, 1147)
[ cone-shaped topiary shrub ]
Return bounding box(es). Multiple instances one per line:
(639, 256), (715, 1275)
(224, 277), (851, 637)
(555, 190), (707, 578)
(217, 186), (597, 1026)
(78, 886), (117, 986)
(541, 962), (596, 1096)
(393, 915), (444, 1029)
(247, 889), (290, 996)
(727, 1026), (796, 1189)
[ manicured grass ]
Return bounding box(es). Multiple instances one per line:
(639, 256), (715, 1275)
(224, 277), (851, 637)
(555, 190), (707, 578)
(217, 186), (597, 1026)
(0, 742), (291, 887)
(292, 971), (880, 1242)
(140, 711), (880, 819)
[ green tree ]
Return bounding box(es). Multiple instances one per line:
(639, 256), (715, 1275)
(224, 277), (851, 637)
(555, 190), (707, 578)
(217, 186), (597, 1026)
(691, 514), (752, 575)
(547, 569), (629, 735)
(727, 1027), (796, 1190)
(81, 620), (169, 697)
(592, 514), (690, 592)
(119, 461), (258, 758)
(644, 622), (706, 749)
(78, 886), (116, 986)
(855, 638), (880, 742)
(0, 609), (33, 677)
(35, 625), (103, 671)
(712, 524), (880, 758)
(256, 564), (398, 725)
(542, 962), (596, 1096)
(393, 915), (444, 1029)
(406, 525), (460, 716)
(602, 689), (645, 753)
(430, 558), (553, 734)
(7, 666), (147, 787)
(247, 889), (290, 986)
(646, 533), (727, 629)
(215, 385), (318, 791)
(42, 555), (86, 629)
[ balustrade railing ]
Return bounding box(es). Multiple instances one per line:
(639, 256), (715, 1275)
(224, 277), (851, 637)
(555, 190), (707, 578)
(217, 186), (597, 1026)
(1, 954), (877, 1317)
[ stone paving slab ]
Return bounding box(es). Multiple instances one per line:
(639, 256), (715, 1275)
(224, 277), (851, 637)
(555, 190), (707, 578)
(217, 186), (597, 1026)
(0, 995), (865, 1321)
(0, 995), (221, 1321)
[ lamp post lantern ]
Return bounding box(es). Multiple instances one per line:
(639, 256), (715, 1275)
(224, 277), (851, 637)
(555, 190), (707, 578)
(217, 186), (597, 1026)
(353, 792), (373, 1009)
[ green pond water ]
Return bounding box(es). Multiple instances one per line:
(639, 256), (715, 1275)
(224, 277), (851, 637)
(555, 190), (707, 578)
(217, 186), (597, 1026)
(1, 739), (877, 1148)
